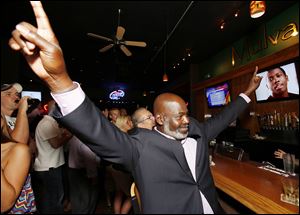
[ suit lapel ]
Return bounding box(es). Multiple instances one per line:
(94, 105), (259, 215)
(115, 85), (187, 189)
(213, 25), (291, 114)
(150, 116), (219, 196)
(170, 140), (194, 179)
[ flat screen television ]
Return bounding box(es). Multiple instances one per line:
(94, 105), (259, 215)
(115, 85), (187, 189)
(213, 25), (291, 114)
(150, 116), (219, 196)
(21, 90), (42, 101)
(255, 61), (299, 102)
(205, 82), (231, 108)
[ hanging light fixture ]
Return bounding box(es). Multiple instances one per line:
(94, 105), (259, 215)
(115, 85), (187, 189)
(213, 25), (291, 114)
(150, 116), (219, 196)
(162, 13), (169, 82)
(250, 1), (266, 18)
(162, 45), (168, 82)
(162, 72), (168, 82)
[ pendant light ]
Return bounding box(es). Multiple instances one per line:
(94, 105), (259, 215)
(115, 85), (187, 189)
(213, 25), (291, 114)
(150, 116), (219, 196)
(162, 12), (168, 82)
(162, 44), (168, 82)
(250, 1), (266, 18)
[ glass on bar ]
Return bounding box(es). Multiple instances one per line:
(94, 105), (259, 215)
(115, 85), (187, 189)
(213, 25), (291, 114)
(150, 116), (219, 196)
(281, 178), (299, 206)
(283, 153), (296, 176)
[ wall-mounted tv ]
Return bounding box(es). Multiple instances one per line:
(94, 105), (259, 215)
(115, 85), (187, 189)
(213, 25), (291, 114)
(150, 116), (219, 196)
(255, 61), (299, 102)
(205, 82), (231, 108)
(21, 91), (42, 101)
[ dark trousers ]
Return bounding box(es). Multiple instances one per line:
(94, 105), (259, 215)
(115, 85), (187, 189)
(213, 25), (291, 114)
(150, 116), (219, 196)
(32, 165), (64, 214)
(68, 168), (100, 214)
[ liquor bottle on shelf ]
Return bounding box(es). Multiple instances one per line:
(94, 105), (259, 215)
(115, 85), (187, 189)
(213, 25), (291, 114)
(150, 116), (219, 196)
(284, 113), (288, 129)
(288, 112), (292, 129)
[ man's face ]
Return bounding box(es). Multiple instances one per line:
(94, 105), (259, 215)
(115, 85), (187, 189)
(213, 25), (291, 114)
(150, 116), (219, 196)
(267, 68), (288, 96)
(1, 88), (20, 113)
(137, 110), (155, 130)
(162, 101), (189, 140)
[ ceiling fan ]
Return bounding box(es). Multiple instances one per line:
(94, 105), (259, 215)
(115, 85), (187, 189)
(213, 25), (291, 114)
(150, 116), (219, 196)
(87, 9), (147, 57)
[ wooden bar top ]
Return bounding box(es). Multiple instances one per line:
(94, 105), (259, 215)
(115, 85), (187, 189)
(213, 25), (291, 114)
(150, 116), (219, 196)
(210, 154), (299, 214)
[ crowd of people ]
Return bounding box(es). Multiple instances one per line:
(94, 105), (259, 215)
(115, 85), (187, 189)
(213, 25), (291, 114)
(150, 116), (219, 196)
(1, 82), (157, 214)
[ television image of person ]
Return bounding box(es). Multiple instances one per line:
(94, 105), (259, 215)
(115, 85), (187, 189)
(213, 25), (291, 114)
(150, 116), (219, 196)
(255, 62), (299, 102)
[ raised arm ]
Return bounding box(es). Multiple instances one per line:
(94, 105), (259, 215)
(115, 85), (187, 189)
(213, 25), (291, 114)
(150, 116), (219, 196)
(203, 66), (262, 141)
(9, 1), (73, 93)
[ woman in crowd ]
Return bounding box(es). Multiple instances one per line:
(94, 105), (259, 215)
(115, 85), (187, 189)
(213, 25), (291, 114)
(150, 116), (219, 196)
(1, 115), (36, 213)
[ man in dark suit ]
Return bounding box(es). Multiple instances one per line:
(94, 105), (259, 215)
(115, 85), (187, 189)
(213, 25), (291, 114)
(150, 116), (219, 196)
(8, 1), (262, 213)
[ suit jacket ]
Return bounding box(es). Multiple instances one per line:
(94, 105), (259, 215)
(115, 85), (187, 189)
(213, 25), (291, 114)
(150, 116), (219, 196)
(52, 96), (249, 214)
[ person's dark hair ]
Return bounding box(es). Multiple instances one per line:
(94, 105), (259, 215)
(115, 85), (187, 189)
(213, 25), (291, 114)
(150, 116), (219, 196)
(268, 67), (287, 76)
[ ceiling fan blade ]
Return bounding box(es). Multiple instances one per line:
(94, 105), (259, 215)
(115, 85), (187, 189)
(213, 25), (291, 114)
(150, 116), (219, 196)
(116, 26), (125, 40)
(124, 41), (147, 47)
(87, 33), (113, 42)
(99, 44), (114, 52)
(120, 45), (132, 56)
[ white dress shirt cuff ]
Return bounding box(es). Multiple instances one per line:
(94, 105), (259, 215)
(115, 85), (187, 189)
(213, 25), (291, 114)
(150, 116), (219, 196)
(239, 93), (251, 103)
(51, 82), (85, 116)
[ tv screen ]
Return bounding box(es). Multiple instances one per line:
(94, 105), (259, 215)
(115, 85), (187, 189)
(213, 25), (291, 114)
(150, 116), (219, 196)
(21, 91), (42, 101)
(205, 82), (231, 108)
(255, 62), (299, 102)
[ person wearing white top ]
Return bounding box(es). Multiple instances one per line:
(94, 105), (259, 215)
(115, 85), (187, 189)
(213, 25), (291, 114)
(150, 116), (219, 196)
(32, 100), (72, 213)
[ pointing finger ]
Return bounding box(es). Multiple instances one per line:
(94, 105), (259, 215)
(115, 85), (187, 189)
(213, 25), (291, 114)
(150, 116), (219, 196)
(254, 66), (258, 76)
(30, 1), (54, 34)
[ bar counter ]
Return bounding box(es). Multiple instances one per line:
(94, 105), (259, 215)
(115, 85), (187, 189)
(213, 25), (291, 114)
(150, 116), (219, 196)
(210, 154), (299, 214)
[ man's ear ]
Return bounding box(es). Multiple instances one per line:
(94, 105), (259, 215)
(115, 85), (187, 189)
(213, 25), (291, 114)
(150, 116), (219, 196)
(155, 114), (164, 126)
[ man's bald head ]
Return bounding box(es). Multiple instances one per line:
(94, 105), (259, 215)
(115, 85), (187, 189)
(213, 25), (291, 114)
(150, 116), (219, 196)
(153, 93), (186, 115)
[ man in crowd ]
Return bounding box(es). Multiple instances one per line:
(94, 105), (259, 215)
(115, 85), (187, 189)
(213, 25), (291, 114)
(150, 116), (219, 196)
(131, 107), (155, 130)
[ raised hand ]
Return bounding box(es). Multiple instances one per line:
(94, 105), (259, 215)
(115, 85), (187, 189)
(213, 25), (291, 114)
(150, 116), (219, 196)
(8, 1), (74, 93)
(274, 149), (286, 159)
(17, 96), (30, 113)
(244, 66), (263, 96)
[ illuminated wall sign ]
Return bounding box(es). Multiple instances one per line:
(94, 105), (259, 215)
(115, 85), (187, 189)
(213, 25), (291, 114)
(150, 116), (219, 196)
(109, 89), (125, 100)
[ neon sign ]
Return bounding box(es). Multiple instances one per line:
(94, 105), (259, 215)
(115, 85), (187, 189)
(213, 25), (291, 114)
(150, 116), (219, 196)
(109, 89), (125, 100)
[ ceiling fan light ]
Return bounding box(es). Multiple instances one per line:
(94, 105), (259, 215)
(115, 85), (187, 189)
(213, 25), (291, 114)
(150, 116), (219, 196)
(162, 73), (169, 82)
(250, 1), (266, 18)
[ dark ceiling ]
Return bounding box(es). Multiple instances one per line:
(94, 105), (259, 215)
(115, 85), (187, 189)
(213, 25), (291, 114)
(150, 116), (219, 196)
(1, 1), (297, 107)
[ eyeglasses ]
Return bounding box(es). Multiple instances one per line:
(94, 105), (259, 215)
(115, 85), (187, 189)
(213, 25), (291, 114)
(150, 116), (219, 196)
(137, 115), (154, 124)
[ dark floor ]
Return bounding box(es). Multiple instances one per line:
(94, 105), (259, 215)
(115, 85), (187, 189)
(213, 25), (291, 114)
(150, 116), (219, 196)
(63, 189), (254, 214)
(61, 165), (253, 214)
(94, 193), (114, 214)
(63, 189), (255, 214)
